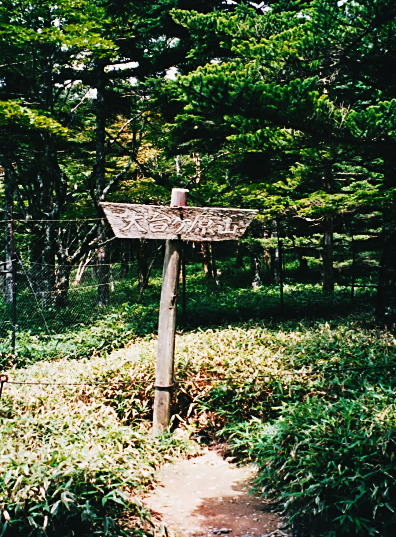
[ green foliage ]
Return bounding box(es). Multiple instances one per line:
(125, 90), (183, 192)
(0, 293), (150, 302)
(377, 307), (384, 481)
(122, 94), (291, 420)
(0, 261), (394, 536)
(0, 301), (161, 370)
(0, 252), (378, 369)
(166, 0), (396, 297)
(0, 101), (70, 137)
(248, 393), (395, 537)
(0, 352), (195, 536)
(202, 319), (396, 536)
(176, 315), (396, 537)
(1, 2), (395, 532)
(346, 100), (396, 143)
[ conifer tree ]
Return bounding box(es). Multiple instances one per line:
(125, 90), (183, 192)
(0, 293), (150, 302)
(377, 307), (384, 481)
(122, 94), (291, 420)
(167, 0), (396, 315)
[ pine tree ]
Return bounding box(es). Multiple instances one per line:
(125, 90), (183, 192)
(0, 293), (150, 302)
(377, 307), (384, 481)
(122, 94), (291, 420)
(167, 0), (396, 313)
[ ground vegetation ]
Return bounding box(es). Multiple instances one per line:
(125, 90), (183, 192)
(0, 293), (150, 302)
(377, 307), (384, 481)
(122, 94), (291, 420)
(0, 259), (395, 536)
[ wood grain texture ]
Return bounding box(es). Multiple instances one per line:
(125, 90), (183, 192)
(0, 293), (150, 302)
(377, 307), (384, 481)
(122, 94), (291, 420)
(152, 239), (181, 433)
(100, 202), (257, 241)
(153, 189), (188, 433)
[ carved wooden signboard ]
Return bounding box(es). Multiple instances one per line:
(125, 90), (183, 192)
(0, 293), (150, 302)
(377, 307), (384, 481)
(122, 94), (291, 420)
(101, 190), (257, 434)
(100, 202), (258, 241)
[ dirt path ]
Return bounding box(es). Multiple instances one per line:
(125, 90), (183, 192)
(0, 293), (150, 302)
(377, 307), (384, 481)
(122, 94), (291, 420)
(143, 448), (291, 537)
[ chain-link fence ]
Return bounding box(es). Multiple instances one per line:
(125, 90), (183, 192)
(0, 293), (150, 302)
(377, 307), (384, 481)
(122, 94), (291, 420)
(1, 218), (381, 356)
(0, 218), (167, 354)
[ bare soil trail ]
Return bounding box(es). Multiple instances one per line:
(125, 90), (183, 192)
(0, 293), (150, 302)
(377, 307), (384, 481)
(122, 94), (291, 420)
(143, 448), (292, 537)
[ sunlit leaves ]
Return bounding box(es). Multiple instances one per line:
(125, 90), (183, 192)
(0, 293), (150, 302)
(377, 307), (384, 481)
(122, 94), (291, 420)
(0, 100), (70, 137)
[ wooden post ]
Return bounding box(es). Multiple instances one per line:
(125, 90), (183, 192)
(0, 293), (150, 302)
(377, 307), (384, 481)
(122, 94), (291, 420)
(100, 195), (257, 432)
(153, 188), (188, 433)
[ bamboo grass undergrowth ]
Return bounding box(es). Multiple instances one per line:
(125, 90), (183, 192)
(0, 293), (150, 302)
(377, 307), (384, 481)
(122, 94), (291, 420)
(0, 276), (393, 537)
(0, 346), (198, 536)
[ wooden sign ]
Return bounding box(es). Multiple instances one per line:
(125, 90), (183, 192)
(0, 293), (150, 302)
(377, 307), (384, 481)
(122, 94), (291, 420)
(100, 202), (257, 241)
(101, 190), (258, 434)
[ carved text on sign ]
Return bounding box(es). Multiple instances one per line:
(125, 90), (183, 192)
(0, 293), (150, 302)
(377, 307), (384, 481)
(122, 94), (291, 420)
(100, 203), (258, 241)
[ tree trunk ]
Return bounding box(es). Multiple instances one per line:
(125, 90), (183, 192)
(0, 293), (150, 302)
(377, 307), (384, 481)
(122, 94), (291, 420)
(263, 248), (271, 271)
(4, 169), (15, 304)
(271, 247), (281, 284)
(136, 239), (149, 293)
(321, 152), (335, 294)
(376, 149), (396, 324)
(235, 241), (245, 268)
(269, 219), (281, 284)
(200, 242), (213, 278)
(95, 61), (106, 198)
(322, 215), (334, 293)
(73, 252), (93, 286)
(97, 247), (110, 307)
(29, 223), (57, 308)
(192, 152), (201, 183)
(54, 263), (72, 308)
(94, 63), (110, 307)
(120, 242), (132, 278)
(97, 223), (110, 307)
(210, 244), (221, 288)
(41, 223), (57, 307)
(3, 165), (17, 351)
(297, 252), (309, 280)
(29, 138), (66, 307)
(251, 252), (262, 289)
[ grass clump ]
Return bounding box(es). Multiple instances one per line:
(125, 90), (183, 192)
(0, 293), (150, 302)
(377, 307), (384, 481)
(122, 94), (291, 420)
(249, 391), (395, 537)
(0, 347), (196, 537)
(194, 318), (396, 537)
(0, 302), (160, 370)
(0, 269), (393, 537)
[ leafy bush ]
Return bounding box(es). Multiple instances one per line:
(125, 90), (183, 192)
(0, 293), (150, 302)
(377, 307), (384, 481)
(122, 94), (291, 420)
(0, 351), (195, 536)
(0, 302), (160, 369)
(226, 392), (395, 537)
(206, 319), (396, 537)
(0, 271), (392, 537)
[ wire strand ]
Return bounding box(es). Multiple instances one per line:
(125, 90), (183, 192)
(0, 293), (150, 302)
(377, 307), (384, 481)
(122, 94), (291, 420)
(1, 363), (395, 392)
(0, 218), (101, 224)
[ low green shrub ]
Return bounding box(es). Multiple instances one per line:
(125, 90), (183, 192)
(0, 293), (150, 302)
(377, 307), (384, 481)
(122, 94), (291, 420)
(0, 302), (160, 369)
(207, 320), (396, 537)
(0, 280), (392, 537)
(0, 351), (195, 536)
(226, 391), (395, 537)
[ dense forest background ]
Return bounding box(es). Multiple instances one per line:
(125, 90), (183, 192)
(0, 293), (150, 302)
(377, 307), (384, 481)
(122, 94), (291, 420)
(1, 0), (395, 334)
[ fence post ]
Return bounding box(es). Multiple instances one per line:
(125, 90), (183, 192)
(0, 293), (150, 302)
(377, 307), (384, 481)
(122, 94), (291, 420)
(351, 236), (356, 300)
(279, 239), (284, 307)
(182, 243), (187, 319)
(153, 188), (188, 433)
(4, 177), (17, 354)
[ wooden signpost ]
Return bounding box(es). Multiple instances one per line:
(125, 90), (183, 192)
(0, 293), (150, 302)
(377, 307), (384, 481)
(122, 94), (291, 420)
(101, 189), (257, 433)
